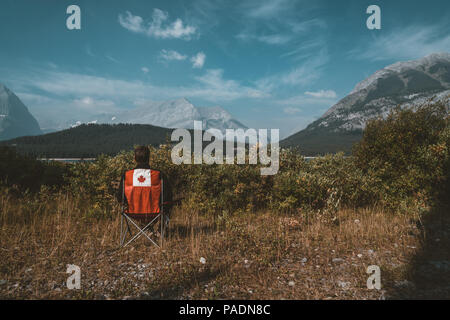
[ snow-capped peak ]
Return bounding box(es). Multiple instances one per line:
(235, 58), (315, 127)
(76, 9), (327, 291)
(75, 97), (248, 133)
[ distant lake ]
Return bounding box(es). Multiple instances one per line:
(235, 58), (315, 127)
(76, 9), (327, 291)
(37, 158), (96, 163)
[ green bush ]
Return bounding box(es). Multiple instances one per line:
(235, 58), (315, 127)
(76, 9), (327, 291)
(67, 145), (272, 215)
(62, 98), (449, 216)
(271, 152), (381, 213)
(0, 146), (68, 193)
(353, 99), (449, 208)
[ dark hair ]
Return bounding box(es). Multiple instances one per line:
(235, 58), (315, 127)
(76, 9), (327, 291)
(134, 146), (150, 164)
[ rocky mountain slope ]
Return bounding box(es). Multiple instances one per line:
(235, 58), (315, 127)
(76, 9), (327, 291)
(282, 53), (450, 155)
(0, 84), (41, 140)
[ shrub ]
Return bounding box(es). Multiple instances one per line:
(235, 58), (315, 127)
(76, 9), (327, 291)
(0, 146), (68, 193)
(272, 153), (380, 213)
(353, 98), (449, 208)
(61, 98), (449, 216)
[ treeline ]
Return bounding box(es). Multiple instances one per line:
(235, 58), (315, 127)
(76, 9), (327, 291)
(0, 123), (173, 158)
(1, 123), (247, 158)
(280, 128), (363, 155)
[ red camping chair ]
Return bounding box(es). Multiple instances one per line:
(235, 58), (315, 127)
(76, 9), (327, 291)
(119, 168), (166, 248)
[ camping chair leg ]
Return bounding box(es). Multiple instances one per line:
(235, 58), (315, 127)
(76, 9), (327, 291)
(120, 214), (133, 247)
(120, 214), (128, 247)
(124, 217), (132, 236)
(160, 213), (164, 248)
(122, 214), (161, 248)
(120, 214), (123, 246)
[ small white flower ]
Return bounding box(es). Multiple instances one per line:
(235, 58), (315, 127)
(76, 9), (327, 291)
(288, 281), (295, 287)
(357, 254), (363, 258)
(199, 257), (206, 264)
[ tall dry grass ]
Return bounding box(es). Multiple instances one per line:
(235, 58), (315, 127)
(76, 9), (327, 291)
(0, 189), (424, 299)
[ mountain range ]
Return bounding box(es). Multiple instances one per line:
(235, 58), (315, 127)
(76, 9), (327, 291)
(1, 53), (449, 154)
(281, 53), (450, 155)
(66, 98), (247, 134)
(45, 98), (247, 132)
(0, 81), (247, 141)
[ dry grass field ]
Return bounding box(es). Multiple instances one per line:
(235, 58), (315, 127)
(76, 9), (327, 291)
(1, 191), (448, 300)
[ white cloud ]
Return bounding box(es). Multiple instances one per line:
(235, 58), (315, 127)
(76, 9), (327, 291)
(236, 33), (291, 45)
(236, 17), (326, 46)
(257, 49), (329, 89)
(118, 9), (196, 40)
(17, 72), (149, 99)
(280, 56), (327, 85)
(85, 45), (95, 57)
(188, 0), (223, 30)
(283, 107), (302, 114)
(235, 0), (326, 54)
(304, 90), (337, 99)
(16, 91), (122, 130)
(10, 67), (269, 112)
(275, 90), (337, 123)
(271, 91), (338, 136)
(141, 67), (149, 74)
(191, 52), (206, 68)
(350, 23), (450, 61)
(288, 18), (327, 34)
(244, 0), (293, 19)
(73, 97), (116, 110)
(11, 66), (334, 137)
(193, 69), (269, 101)
(280, 38), (326, 60)
(258, 34), (291, 45)
(16, 92), (56, 105)
(106, 55), (119, 63)
(77, 96), (94, 106)
(118, 11), (144, 33)
(159, 49), (187, 61)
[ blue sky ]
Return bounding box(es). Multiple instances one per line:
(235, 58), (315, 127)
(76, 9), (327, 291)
(0, 0), (449, 137)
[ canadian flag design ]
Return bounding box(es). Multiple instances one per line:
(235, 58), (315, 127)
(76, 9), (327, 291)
(132, 169), (152, 187)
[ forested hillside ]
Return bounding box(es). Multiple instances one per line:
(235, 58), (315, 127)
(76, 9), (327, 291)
(0, 123), (173, 158)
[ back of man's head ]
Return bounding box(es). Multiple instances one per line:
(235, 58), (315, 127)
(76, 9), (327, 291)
(134, 146), (150, 164)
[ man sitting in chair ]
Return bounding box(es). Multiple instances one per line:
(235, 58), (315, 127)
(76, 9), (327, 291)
(116, 146), (172, 241)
